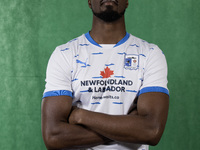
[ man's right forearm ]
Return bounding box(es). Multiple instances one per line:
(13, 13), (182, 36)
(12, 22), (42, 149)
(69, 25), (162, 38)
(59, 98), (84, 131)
(44, 121), (110, 150)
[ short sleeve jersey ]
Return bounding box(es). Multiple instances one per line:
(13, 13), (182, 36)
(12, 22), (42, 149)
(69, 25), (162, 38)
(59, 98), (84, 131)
(43, 32), (169, 150)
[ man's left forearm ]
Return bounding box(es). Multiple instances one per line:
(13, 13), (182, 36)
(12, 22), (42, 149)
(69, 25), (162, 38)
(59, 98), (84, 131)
(69, 108), (158, 145)
(69, 92), (169, 146)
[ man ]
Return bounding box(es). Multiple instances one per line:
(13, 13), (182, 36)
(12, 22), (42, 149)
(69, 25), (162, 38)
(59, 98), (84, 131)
(42, 0), (169, 150)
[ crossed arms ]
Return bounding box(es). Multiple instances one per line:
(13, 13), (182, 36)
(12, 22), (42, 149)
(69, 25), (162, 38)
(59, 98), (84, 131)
(41, 92), (169, 150)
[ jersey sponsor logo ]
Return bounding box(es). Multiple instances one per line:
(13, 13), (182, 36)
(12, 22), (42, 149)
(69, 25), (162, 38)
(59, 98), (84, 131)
(79, 67), (136, 96)
(80, 66), (134, 93)
(81, 79), (133, 86)
(100, 67), (114, 78)
(124, 54), (139, 70)
(80, 79), (133, 93)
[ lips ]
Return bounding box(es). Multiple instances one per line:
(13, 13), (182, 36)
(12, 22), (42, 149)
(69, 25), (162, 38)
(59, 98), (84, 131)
(101, 0), (118, 5)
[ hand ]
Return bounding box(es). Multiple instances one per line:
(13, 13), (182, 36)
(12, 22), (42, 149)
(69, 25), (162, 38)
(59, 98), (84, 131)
(68, 107), (83, 125)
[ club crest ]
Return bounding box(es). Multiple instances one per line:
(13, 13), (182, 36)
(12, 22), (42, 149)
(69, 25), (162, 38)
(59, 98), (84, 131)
(124, 54), (139, 70)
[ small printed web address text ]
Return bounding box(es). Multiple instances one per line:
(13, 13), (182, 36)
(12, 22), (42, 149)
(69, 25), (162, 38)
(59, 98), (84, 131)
(92, 95), (119, 100)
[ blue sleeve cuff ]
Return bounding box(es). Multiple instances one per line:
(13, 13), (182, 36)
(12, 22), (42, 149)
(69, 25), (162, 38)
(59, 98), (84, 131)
(138, 86), (169, 96)
(42, 90), (73, 99)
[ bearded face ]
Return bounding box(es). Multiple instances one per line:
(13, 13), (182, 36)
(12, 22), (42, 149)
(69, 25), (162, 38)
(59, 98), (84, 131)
(89, 0), (128, 22)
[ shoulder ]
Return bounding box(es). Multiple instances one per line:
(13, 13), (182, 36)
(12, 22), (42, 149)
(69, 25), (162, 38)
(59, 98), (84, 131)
(128, 34), (163, 55)
(55, 34), (85, 52)
(50, 34), (87, 60)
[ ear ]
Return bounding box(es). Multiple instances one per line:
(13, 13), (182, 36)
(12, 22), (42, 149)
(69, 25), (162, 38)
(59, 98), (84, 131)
(88, 0), (92, 9)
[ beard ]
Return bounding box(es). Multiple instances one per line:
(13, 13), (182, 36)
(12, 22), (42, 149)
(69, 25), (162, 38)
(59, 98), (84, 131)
(92, 5), (125, 22)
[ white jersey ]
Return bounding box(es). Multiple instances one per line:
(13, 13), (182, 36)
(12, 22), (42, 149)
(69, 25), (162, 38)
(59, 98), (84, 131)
(43, 32), (169, 150)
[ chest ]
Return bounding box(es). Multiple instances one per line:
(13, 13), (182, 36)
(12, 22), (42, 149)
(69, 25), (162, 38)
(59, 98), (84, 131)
(73, 46), (144, 78)
(70, 46), (145, 113)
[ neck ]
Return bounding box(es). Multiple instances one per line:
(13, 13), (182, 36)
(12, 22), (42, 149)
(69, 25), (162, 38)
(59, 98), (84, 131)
(89, 15), (126, 44)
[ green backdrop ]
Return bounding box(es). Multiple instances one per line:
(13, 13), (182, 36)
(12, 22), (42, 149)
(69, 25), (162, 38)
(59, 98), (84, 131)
(0, 0), (200, 149)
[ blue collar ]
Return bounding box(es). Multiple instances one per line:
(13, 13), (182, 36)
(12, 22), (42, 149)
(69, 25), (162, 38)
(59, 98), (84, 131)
(85, 32), (130, 48)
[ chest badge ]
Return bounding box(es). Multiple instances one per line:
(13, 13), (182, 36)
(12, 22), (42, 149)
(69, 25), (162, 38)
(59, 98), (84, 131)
(124, 54), (139, 70)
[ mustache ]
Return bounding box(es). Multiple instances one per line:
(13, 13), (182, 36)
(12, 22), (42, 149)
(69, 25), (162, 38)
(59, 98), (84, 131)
(100, 0), (118, 5)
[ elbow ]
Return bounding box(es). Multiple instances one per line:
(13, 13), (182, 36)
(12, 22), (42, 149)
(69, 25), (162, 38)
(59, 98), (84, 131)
(147, 133), (161, 146)
(42, 127), (73, 150)
(42, 127), (65, 150)
(146, 126), (164, 146)
(43, 131), (59, 150)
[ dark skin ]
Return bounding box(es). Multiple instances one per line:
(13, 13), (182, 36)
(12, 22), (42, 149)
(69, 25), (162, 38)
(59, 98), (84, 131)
(69, 93), (169, 145)
(42, 96), (111, 149)
(89, 0), (128, 44)
(42, 0), (169, 149)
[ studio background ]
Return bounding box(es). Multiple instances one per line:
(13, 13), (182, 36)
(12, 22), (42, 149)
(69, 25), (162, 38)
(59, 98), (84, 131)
(0, 0), (199, 149)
